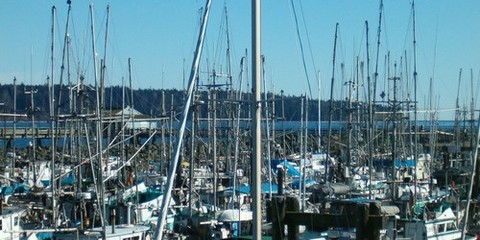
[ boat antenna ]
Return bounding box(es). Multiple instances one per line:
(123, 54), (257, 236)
(289, 0), (313, 97)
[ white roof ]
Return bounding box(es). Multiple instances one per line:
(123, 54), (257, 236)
(115, 106), (144, 116)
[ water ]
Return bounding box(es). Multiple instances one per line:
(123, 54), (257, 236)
(0, 120), (459, 149)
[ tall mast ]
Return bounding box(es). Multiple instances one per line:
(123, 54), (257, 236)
(412, 0), (419, 199)
(49, 5), (58, 228)
(370, 0), (383, 197)
(212, 69), (218, 212)
(154, 0), (212, 238)
(428, 76), (435, 197)
(366, 20), (374, 199)
(224, 3), (235, 175)
(188, 78), (198, 216)
(232, 55), (246, 209)
(12, 77), (17, 180)
(29, 47), (37, 184)
(317, 71), (322, 151)
(454, 69), (462, 160)
(252, 0), (262, 238)
(373, 0), (383, 107)
(90, 4), (106, 239)
(56, 1), (72, 116)
(262, 56), (273, 198)
(390, 63), (400, 201)
(470, 69), (475, 152)
(300, 95), (304, 205)
(161, 89), (166, 165)
(347, 73), (353, 183)
(303, 94), (308, 209)
(326, 23), (339, 183)
(25, 87), (38, 184)
(101, 4), (110, 111)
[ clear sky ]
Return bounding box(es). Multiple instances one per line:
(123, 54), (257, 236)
(1, 1), (479, 120)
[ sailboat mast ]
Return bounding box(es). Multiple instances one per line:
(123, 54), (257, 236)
(412, 0), (419, 198)
(262, 56), (273, 198)
(225, 4), (235, 175)
(366, 20), (374, 199)
(470, 69), (475, 152)
(154, 0), (212, 238)
(12, 77), (16, 181)
(303, 94), (308, 209)
(49, 5), (58, 228)
(318, 71), (321, 151)
(212, 69), (218, 212)
(90, 4), (106, 238)
(300, 96), (304, 205)
(25, 87), (38, 184)
(326, 23), (339, 183)
(233, 55), (246, 208)
(188, 86), (196, 217)
(252, 0), (262, 238)
(370, 0), (383, 197)
(56, 1), (72, 116)
(373, 0), (383, 108)
(100, 4), (110, 113)
(454, 69), (462, 162)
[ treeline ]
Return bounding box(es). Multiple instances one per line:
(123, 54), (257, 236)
(0, 84), (386, 121)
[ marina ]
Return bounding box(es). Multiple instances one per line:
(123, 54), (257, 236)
(1, 1), (480, 240)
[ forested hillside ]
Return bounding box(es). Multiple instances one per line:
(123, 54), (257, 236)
(0, 84), (381, 121)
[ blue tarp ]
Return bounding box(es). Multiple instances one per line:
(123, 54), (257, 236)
(270, 159), (300, 177)
(40, 171), (75, 187)
(236, 182), (279, 194)
(1, 183), (29, 195)
(394, 159), (416, 167)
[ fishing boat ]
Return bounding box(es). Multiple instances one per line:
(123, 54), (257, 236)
(395, 205), (474, 240)
(0, 206), (25, 240)
(52, 224), (152, 240)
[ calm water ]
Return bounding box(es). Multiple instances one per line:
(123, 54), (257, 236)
(0, 120), (460, 149)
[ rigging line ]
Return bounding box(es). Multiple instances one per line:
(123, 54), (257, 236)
(213, 7), (226, 66)
(401, 3), (414, 56)
(297, 0), (318, 80)
(373, 0), (384, 106)
(380, 1), (389, 56)
(288, 0), (313, 97)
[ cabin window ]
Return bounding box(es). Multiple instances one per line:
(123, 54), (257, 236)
(447, 222), (456, 231)
(14, 216), (19, 226)
(121, 237), (140, 240)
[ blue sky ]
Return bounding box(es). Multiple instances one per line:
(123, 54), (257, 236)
(1, 1), (479, 120)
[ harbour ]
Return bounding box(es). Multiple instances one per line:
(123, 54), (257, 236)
(1, 0), (480, 240)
